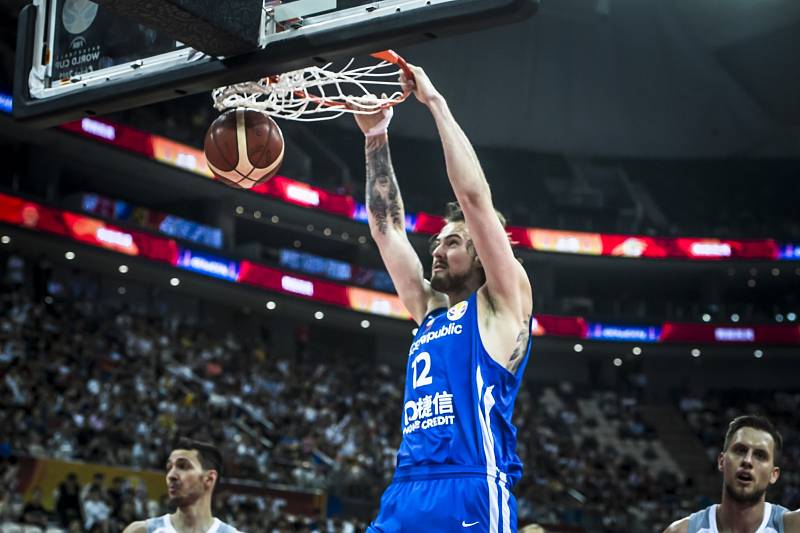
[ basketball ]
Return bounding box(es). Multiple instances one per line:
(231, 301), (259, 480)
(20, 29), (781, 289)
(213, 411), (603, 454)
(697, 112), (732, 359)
(204, 108), (284, 189)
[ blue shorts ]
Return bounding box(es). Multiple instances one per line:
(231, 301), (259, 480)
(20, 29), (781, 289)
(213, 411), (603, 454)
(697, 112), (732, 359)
(367, 475), (517, 533)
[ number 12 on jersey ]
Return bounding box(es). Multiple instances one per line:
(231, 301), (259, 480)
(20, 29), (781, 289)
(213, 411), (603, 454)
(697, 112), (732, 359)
(411, 352), (433, 389)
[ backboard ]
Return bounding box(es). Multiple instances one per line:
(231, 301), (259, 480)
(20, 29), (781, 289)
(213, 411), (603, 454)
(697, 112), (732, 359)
(14, 0), (538, 128)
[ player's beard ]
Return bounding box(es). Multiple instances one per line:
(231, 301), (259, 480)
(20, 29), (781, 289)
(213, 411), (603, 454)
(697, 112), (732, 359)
(168, 484), (204, 508)
(724, 480), (768, 505)
(430, 267), (472, 293)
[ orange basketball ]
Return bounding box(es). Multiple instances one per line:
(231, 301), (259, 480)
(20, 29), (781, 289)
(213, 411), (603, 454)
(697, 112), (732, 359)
(204, 109), (284, 189)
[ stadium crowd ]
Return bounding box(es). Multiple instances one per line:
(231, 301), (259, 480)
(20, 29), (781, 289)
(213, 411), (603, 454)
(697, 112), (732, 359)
(1, 253), (798, 532)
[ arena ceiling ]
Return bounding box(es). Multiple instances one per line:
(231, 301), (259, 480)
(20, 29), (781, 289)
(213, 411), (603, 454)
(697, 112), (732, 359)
(1, 0), (799, 159)
(369, 0), (800, 158)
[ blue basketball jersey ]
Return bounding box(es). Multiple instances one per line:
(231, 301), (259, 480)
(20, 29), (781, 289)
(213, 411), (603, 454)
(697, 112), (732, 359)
(395, 291), (531, 486)
(687, 503), (787, 533)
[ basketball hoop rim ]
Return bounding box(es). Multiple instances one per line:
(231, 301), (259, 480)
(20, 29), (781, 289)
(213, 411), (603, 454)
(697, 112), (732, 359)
(212, 49), (415, 120)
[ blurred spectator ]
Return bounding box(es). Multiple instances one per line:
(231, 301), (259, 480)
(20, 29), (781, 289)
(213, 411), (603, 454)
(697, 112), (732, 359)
(83, 485), (111, 532)
(19, 487), (49, 529)
(56, 473), (82, 528)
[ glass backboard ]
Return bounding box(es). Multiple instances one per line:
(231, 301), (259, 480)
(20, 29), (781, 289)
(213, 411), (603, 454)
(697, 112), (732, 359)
(14, 0), (538, 127)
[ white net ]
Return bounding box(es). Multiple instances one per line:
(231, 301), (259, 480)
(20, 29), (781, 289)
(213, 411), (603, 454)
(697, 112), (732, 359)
(212, 54), (410, 121)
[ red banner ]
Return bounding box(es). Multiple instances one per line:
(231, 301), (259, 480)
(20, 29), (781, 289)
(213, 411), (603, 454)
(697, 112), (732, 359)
(60, 117), (154, 158)
(252, 176), (356, 218)
(660, 323), (800, 344)
(239, 261), (349, 306)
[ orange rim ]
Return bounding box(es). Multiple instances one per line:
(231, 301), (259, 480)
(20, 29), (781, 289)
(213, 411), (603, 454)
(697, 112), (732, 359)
(265, 49), (413, 110)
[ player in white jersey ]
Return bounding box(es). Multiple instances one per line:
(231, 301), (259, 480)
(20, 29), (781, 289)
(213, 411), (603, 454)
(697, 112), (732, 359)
(664, 415), (799, 533)
(123, 438), (242, 533)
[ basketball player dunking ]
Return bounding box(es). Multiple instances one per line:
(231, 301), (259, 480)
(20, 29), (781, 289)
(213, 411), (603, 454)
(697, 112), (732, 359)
(353, 65), (533, 532)
(664, 415), (799, 533)
(123, 439), (241, 533)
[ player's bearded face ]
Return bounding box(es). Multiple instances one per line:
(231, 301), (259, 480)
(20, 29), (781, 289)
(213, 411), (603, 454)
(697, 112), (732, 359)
(166, 450), (212, 507)
(719, 428), (779, 505)
(429, 223), (481, 293)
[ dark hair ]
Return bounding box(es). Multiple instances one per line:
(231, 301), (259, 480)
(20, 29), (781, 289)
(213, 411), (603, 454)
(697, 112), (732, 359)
(723, 415), (783, 465)
(443, 201), (506, 227)
(173, 438), (224, 478)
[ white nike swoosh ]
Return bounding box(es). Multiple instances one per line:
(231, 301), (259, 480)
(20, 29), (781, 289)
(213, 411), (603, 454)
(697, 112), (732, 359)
(462, 521), (479, 528)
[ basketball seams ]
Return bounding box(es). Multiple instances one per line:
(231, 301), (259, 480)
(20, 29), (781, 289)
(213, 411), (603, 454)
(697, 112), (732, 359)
(204, 108), (284, 187)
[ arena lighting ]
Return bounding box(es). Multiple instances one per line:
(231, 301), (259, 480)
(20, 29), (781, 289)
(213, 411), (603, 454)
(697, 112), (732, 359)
(731, 313), (740, 322)
(754, 349), (764, 358)
(253, 210), (262, 219)
(170, 277), (180, 287)
(772, 268), (780, 276)
(293, 240), (302, 248)
(80, 117), (116, 141)
(271, 215), (279, 223)
(266, 301), (276, 310)
(117, 287), (126, 295)
(0, 91), (11, 113)
(587, 322), (661, 342)
(612, 357), (622, 367)
(314, 311), (324, 320)
(96, 227), (134, 249)
(749, 267), (758, 276)
(65, 251), (75, 260)
(714, 327), (755, 342)
(702, 314), (711, 322)
(235, 206), (244, 215)
(776, 314), (784, 322)
(285, 183), (320, 206)
(307, 224), (314, 231)
(177, 249), (239, 282)
(691, 348), (701, 357)
(118, 264), (129, 274)
(747, 279), (757, 288)
(573, 343), (583, 352)
(1, 235), (9, 244)
(361, 319), (371, 329)
(358, 236), (368, 244)
(632, 346), (642, 355)
(788, 313), (797, 321)
(342, 232), (349, 240)
(323, 228), (332, 236)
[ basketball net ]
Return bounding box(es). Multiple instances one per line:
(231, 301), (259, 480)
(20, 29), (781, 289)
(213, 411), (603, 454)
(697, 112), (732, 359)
(211, 51), (412, 121)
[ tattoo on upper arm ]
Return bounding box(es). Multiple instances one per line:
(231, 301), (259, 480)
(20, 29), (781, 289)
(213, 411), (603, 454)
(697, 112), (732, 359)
(366, 141), (403, 235)
(507, 318), (531, 373)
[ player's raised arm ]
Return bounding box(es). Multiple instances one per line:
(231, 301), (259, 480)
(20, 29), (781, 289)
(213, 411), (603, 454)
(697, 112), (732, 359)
(403, 66), (532, 353)
(353, 106), (448, 324)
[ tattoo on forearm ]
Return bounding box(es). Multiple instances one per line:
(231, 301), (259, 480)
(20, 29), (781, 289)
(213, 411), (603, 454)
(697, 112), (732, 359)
(366, 141), (403, 235)
(507, 318), (531, 373)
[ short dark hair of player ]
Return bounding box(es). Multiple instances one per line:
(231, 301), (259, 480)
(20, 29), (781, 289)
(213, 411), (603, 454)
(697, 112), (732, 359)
(443, 201), (507, 227)
(173, 438), (224, 478)
(723, 415), (783, 465)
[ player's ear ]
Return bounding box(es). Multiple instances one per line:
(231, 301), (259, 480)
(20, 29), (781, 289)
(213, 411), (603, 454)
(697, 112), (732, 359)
(205, 469), (218, 488)
(770, 466), (780, 485)
(717, 452), (725, 472)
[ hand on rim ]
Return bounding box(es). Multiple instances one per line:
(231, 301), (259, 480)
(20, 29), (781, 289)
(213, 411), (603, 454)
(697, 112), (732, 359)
(400, 64), (441, 106)
(348, 94), (393, 137)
